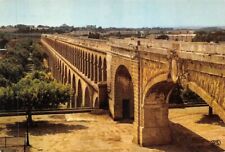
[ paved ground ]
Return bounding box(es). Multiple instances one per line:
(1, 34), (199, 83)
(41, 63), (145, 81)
(0, 107), (224, 152)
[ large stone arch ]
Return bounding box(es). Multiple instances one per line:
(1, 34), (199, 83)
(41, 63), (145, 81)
(84, 87), (91, 107)
(114, 65), (134, 120)
(140, 74), (174, 146)
(77, 79), (82, 107)
(91, 54), (94, 81)
(188, 82), (225, 121)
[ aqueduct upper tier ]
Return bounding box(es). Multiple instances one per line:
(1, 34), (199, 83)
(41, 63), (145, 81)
(41, 34), (225, 146)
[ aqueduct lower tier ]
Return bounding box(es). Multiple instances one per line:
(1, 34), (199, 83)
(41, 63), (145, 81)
(41, 34), (225, 146)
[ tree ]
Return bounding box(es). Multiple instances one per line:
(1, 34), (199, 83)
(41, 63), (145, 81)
(156, 34), (169, 40)
(1, 71), (72, 125)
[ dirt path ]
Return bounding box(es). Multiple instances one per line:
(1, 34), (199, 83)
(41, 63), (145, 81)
(169, 106), (225, 150)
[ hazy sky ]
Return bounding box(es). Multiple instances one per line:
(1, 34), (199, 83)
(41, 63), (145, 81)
(0, 0), (225, 27)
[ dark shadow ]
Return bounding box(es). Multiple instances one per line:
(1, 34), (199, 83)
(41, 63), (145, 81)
(116, 119), (133, 124)
(90, 109), (109, 115)
(169, 122), (224, 152)
(6, 121), (88, 137)
(196, 114), (225, 127)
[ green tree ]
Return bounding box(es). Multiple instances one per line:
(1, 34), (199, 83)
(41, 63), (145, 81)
(0, 71), (72, 125)
(16, 71), (71, 124)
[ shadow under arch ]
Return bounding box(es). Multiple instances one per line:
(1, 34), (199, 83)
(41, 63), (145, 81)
(72, 74), (76, 108)
(77, 80), (82, 107)
(94, 97), (99, 108)
(114, 65), (134, 121)
(84, 87), (91, 107)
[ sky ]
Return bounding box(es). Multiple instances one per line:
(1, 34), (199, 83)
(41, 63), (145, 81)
(0, 0), (225, 28)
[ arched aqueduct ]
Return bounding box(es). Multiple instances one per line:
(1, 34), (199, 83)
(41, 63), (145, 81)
(41, 34), (225, 146)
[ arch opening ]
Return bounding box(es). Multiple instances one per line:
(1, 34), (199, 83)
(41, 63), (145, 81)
(114, 65), (134, 121)
(94, 97), (99, 108)
(68, 69), (71, 84)
(72, 75), (76, 108)
(103, 58), (107, 81)
(98, 57), (102, 82)
(84, 87), (91, 107)
(64, 66), (67, 84)
(141, 81), (175, 146)
(77, 80), (82, 108)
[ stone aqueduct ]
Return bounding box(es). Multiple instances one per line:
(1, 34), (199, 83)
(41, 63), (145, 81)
(41, 34), (225, 146)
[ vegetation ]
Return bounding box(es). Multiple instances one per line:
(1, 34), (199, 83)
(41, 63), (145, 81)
(156, 34), (169, 40)
(0, 38), (47, 85)
(0, 71), (71, 124)
(88, 32), (100, 39)
(0, 36), (72, 124)
(169, 85), (204, 104)
(193, 30), (225, 43)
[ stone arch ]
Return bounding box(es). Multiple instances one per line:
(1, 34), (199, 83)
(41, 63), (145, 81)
(94, 97), (99, 108)
(84, 87), (91, 107)
(85, 52), (87, 75)
(103, 58), (107, 81)
(143, 73), (169, 104)
(94, 55), (98, 82)
(72, 74), (76, 108)
(61, 63), (64, 83)
(188, 82), (213, 107)
(59, 60), (62, 72)
(59, 60), (62, 81)
(77, 79), (82, 107)
(78, 50), (80, 70)
(81, 51), (83, 72)
(114, 65), (134, 120)
(88, 53), (91, 78)
(64, 66), (68, 84)
(82, 51), (85, 73)
(78, 49), (82, 71)
(74, 49), (77, 67)
(68, 69), (71, 84)
(73, 47), (77, 67)
(187, 82), (225, 120)
(91, 54), (94, 81)
(98, 57), (102, 82)
(141, 75), (175, 146)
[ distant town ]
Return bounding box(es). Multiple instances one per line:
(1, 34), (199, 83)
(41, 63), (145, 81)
(1, 24), (225, 43)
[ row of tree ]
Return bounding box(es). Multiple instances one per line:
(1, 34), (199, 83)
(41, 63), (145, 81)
(193, 31), (225, 43)
(0, 37), (72, 124)
(0, 38), (47, 86)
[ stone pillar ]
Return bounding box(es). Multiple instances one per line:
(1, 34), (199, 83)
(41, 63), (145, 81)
(139, 103), (171, 146)
(98, 82), (108, 109)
